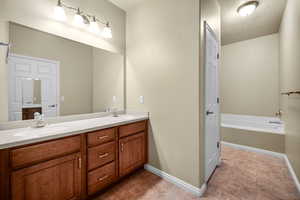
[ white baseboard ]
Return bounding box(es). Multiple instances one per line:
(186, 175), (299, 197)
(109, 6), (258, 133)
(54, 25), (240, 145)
(284, 155), (300, 194)
(221, 141), (285, 159)
(144, 164), (207, 197)
(221, 141), (300, 194)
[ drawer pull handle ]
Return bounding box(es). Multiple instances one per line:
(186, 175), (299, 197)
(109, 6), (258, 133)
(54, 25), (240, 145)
(121, 143), (124, 152)
(78, 157), (82, 169)
(97, 175), (109, 182)
(97, 135), (109, 140)
(98, 153), (109, 158)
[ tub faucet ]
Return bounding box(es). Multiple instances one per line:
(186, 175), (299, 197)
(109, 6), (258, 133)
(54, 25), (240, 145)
(275, 110), (283, 118)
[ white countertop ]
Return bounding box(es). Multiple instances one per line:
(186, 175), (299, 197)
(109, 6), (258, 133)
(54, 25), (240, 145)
(22, 104), (42, 108)
(0, 113), (148, 149)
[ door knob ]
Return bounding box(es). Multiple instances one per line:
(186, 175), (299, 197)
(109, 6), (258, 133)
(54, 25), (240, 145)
(206, 111), (214, 115)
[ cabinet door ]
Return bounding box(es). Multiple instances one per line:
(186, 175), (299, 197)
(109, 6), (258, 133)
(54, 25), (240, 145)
(11, 153), (82, 200)
(119, 132), (146, 177)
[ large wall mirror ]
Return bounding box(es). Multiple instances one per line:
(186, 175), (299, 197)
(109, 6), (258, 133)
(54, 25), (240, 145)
(6, 22), (124, 122)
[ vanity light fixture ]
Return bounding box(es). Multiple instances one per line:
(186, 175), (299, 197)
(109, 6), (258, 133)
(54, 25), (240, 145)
(237, 1), (259, 17)
(89, 16), (100, 34)
(53, 0), (113, 38)
(54, 0), (66, 21)
(102, 22), (113, 39)
(73, 8), (85, 27)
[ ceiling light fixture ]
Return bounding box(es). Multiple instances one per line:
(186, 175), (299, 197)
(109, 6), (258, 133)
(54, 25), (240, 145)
(53, 0), (112, 39)
(237, 1), (259, 17)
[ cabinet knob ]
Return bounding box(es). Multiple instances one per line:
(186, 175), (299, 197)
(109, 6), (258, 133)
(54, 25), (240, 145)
(121, 143), (124, 152)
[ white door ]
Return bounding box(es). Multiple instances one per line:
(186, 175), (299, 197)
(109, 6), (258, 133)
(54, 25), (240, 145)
(8, 54), (59, 120)
(36, 60), (59, 118)
(204, 22), (220, 181)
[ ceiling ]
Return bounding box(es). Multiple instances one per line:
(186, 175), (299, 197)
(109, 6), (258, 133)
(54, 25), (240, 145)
(108, 0), (144, 11)
(110, 0), (286, 45)
(220, 0), (286, 45)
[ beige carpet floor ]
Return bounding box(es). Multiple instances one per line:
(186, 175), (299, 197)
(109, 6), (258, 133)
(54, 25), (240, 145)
(93, 145), (300, 200)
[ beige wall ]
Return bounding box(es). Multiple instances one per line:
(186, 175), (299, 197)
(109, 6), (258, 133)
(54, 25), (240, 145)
(126, 0), (220, 187)
(221, 127), (285, 153)
(93, 48), (124, 112)
(280, 0), (300, 180)
(126, 0), (200, 187)
(0, 21), (9, 121)
(220, 34), (280, 117)
(10, 23), (94, 116)
(1, 0), (126, 54)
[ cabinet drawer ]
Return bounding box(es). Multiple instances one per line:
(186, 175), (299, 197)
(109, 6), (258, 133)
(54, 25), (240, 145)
(119, 121), (146, 138)
(87, 128), (115, 147)
(11, 136), (81, 169)
(88, 141), (115, 171)
(88, 162), (116, 195)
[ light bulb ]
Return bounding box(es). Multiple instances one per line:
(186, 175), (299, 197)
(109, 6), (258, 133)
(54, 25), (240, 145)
(73, 9), (84, 27)
(54, 1), (66, 21)
(102, 23), (112, 39)
(237, 1), (259, 17)
(89, 17), (100, 33)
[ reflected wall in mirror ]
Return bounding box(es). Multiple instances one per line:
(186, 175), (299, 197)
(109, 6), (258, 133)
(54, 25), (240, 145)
(21, 79), (42, 120)
(6, 22), (124, 121)
(22, 79), (41, 106)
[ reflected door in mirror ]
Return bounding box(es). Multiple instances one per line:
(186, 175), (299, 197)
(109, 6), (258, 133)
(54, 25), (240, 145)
(8, 55), (59, 121)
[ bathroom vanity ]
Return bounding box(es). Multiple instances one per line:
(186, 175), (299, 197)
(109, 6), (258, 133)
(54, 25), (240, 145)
(0, 115), (148, 200)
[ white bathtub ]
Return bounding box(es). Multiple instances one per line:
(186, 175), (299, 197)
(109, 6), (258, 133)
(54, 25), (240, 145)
(221, 114), (285, 135)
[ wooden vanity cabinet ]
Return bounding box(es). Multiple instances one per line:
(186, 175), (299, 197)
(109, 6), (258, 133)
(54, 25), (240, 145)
(119, 132), (146, 177)
(87, 127), (117, 196)
(11, 153), (82, 200)
(0, 120), (148, 200)
(22, 107), (42, 120)
(86, 120), (148, 196)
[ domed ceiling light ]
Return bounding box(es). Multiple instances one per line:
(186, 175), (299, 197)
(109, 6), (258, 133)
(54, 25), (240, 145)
(237, 1), (259, 17)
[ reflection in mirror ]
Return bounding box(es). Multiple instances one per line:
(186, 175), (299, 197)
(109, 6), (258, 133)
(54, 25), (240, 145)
(21, 79), (42, 120)
(22, 79), (41, 106)
(6, 22), (124, 122)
